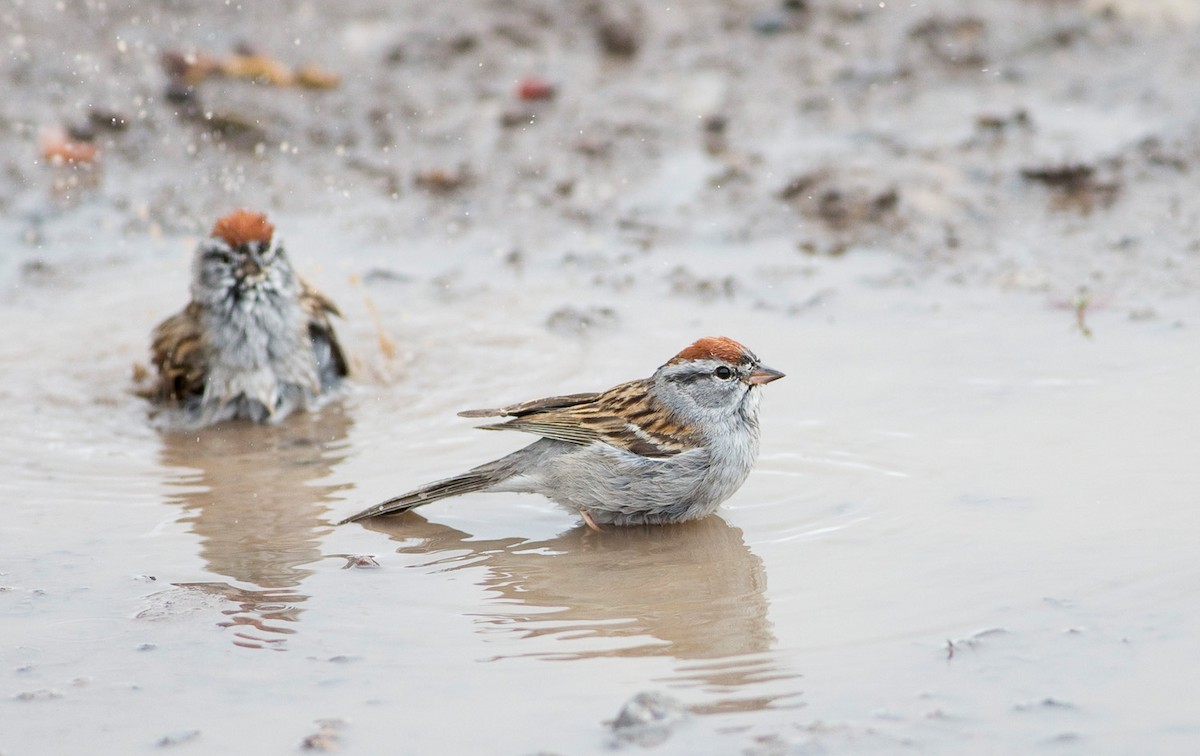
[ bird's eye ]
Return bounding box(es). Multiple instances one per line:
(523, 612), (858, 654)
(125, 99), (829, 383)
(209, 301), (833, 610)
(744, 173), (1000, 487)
(714, 366), (734, 380)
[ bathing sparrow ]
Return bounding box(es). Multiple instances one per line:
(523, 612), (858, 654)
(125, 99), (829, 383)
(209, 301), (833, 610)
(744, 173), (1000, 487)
(145, 209), (348, 427)
(339, 337), (783, 529)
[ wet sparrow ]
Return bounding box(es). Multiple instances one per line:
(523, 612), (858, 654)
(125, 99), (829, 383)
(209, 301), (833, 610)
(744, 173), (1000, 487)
(339, 337), (783, 529)
(145, 209), (348, 427)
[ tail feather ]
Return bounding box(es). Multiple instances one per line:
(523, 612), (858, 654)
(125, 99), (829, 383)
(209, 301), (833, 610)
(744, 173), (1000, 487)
(337, 470), (498, 524)
(338, 439), (567, 526)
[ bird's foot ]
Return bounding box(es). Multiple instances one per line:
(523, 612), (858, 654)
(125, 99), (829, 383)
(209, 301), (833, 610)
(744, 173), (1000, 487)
(580, 509), (604, 533)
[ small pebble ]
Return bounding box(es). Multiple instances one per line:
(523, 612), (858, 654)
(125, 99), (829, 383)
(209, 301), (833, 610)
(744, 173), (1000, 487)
(596, 19), (640, 58)
(302, 718), (345, 751)
(88, 107), (130, 131)
(342, 555), (380, 570)
(499, 109), (537, 128)
(612, 691), (687, 746)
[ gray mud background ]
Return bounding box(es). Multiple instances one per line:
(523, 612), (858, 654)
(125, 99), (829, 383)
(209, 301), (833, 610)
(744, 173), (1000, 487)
(3, 1), (1200, 753)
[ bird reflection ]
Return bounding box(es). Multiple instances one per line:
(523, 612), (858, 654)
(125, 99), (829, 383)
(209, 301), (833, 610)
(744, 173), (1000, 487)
(364, 513), (800, 712)
(160, 406), (352, 649)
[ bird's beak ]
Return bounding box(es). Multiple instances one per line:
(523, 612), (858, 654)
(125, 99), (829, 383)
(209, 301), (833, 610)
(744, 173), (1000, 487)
(238, 253), (263, 280)
(747, 365), (785, 385)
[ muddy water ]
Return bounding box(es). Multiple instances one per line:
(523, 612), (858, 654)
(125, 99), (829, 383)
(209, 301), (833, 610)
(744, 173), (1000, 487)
(3, 224), (1198, 753)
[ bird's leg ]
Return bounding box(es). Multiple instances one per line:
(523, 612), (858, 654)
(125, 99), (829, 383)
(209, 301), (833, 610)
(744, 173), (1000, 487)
(580, 509), (604, 533)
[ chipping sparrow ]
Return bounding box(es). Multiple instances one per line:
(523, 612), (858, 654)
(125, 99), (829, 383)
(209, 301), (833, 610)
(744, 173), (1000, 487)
(339, 337), (783, 529)
(145, 209), (348, 427)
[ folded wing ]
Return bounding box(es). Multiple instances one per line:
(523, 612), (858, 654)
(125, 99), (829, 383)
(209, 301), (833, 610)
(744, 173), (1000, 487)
(460, 379), (698, 458)
(300, 279), (349, 389)
(148, 302), (210, 403)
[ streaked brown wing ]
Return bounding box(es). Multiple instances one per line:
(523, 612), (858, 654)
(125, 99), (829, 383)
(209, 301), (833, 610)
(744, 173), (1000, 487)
(148, 302), (210, 403)
(300, 279), (349, 383)
(300, 279), (342, 318)
(468, 379), (699, 458)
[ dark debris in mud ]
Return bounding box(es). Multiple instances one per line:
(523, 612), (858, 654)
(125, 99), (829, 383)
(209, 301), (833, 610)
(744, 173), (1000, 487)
(545, 305), (619, 335)
(1020, 163), (1121, 214)
(413, 166), (473, 194)
(1014, 697), (1077, 712)
(155, 730), (201, 748)
(906, 16), (989, 68)
(301, 718), (346, 751)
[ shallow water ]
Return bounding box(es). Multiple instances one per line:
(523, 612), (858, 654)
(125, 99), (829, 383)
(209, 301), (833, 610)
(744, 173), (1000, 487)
(4, 224), (1198, 753)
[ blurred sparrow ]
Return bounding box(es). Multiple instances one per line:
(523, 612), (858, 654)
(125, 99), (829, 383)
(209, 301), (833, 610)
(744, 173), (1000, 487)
(145, 209), (348, 427)
(340, 337), (783, 529)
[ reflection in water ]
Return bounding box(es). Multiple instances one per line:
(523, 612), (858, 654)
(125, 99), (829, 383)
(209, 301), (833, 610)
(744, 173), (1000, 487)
(365, 514), (801, 712)
(160, 406), (352, 649)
